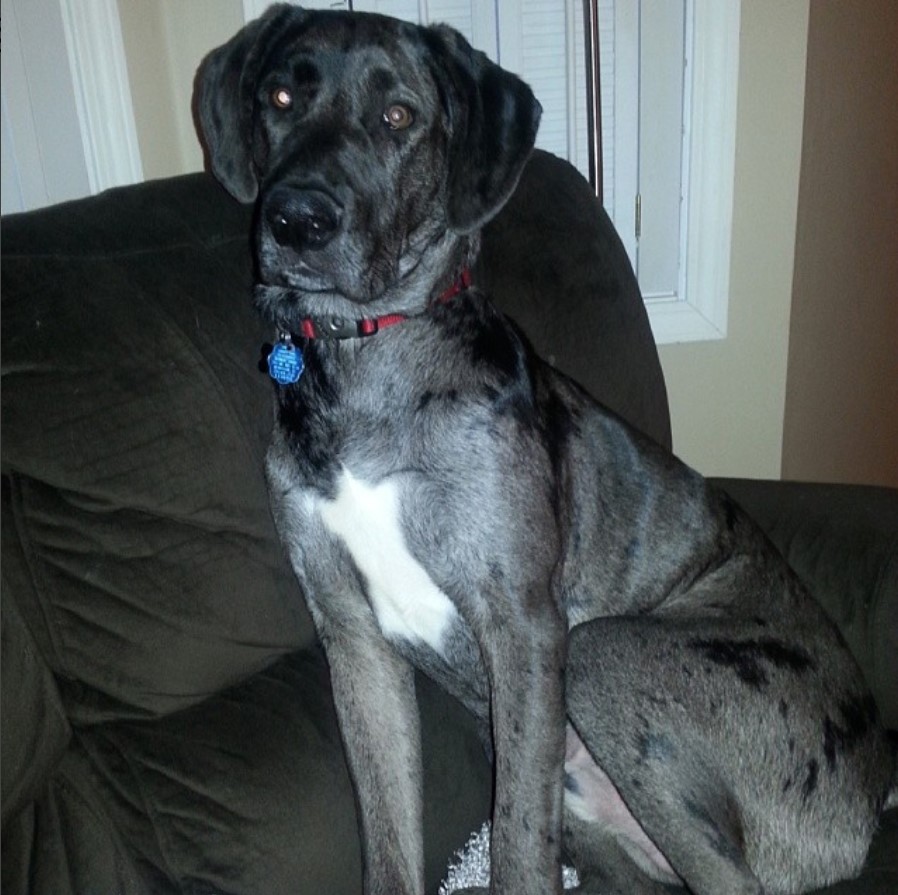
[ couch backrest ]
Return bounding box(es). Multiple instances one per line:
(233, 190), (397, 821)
(1, 153), (671, 722)
(479, 150), (671, 450)
(1, 174), (311, 721)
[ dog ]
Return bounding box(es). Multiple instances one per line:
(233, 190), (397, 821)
(196, 6), (896, 894)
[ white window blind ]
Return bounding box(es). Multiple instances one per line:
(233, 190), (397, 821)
(620, 0), (690, 302)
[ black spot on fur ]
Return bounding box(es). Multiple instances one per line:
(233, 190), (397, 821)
(802, 759), (819, 799)
(369, 66), (397, 93)
(688, 638), (814, 689)
(682, 798), (745, 865)
(721, 493), (739, 532)
(542, 390), (576, 439)
(822, 694), (878, 772)
(417, 389), (459, 412)
(639, 732), (676, 763)
(469, 312), (521, 379)
(276, 347), (340, 485)
(539, 389), (580, 485)
(285, 59), (321, 108)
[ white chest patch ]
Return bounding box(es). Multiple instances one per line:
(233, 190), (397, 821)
(318, 469), (458, 652)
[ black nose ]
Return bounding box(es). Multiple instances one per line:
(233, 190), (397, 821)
(263, 187), (342, 250)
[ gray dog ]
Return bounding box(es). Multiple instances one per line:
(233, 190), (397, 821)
(196, 6), (896, 894)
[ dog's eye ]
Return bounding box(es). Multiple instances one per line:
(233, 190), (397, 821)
(383, 104), (414, 131)
(271, 87), (293, 110)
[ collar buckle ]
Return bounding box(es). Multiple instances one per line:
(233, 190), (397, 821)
(301, 315), (365, 340)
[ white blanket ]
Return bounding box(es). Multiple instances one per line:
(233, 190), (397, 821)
(440, 822), (580, 894)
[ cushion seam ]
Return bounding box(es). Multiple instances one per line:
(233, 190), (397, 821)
(6, 475), (74, 681)
(101, 735), (183, 892)
(54, 756), (150, 893)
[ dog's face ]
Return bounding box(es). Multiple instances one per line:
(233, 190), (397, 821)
(195, 4), (540, 307)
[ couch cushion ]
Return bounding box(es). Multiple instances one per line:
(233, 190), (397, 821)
(1, 174), (313, 721)
(1, 648), (492, 895)
(0, 565), (71, 823)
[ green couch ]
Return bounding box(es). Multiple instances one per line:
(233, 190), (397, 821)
(2, 151), (896, 894)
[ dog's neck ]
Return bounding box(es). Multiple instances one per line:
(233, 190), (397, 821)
(295, 269), (472, 341)
(262, 268), (474, 386)
(255, 228), (479, 331)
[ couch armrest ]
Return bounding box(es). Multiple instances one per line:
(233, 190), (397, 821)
(711, 478), (898, 729)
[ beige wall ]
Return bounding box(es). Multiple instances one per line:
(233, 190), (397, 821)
(782, 0), (898, 488)
(658, 0), (809, 479)
(117, 0), (242, 180)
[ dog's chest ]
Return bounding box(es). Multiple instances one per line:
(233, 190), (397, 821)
(316, 468), (459, 652)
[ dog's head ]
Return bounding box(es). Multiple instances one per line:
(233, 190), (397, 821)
(195, 5), (540, 311)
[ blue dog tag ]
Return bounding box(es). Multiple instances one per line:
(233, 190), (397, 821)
(268, 338), (304, 385)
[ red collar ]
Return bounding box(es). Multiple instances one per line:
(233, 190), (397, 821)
(298, 269), (472, 340)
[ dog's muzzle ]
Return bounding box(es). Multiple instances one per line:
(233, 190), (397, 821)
(262, 186), (343, 252)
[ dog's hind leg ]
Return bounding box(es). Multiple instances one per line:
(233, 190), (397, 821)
(564, 617), (767, 895)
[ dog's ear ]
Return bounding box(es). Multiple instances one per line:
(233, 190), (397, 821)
(424, 25), (542, 234)
(193, 4), (299, 203)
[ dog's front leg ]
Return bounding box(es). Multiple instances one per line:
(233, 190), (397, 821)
(483, 602), (568, 895)
(319, 617), (424, 895)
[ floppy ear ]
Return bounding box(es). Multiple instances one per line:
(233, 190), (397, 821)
(193, 3), (298, 203)
(424, 25), (542, 234)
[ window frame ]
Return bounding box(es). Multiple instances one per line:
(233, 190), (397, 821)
(645, 0), (740, 344)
